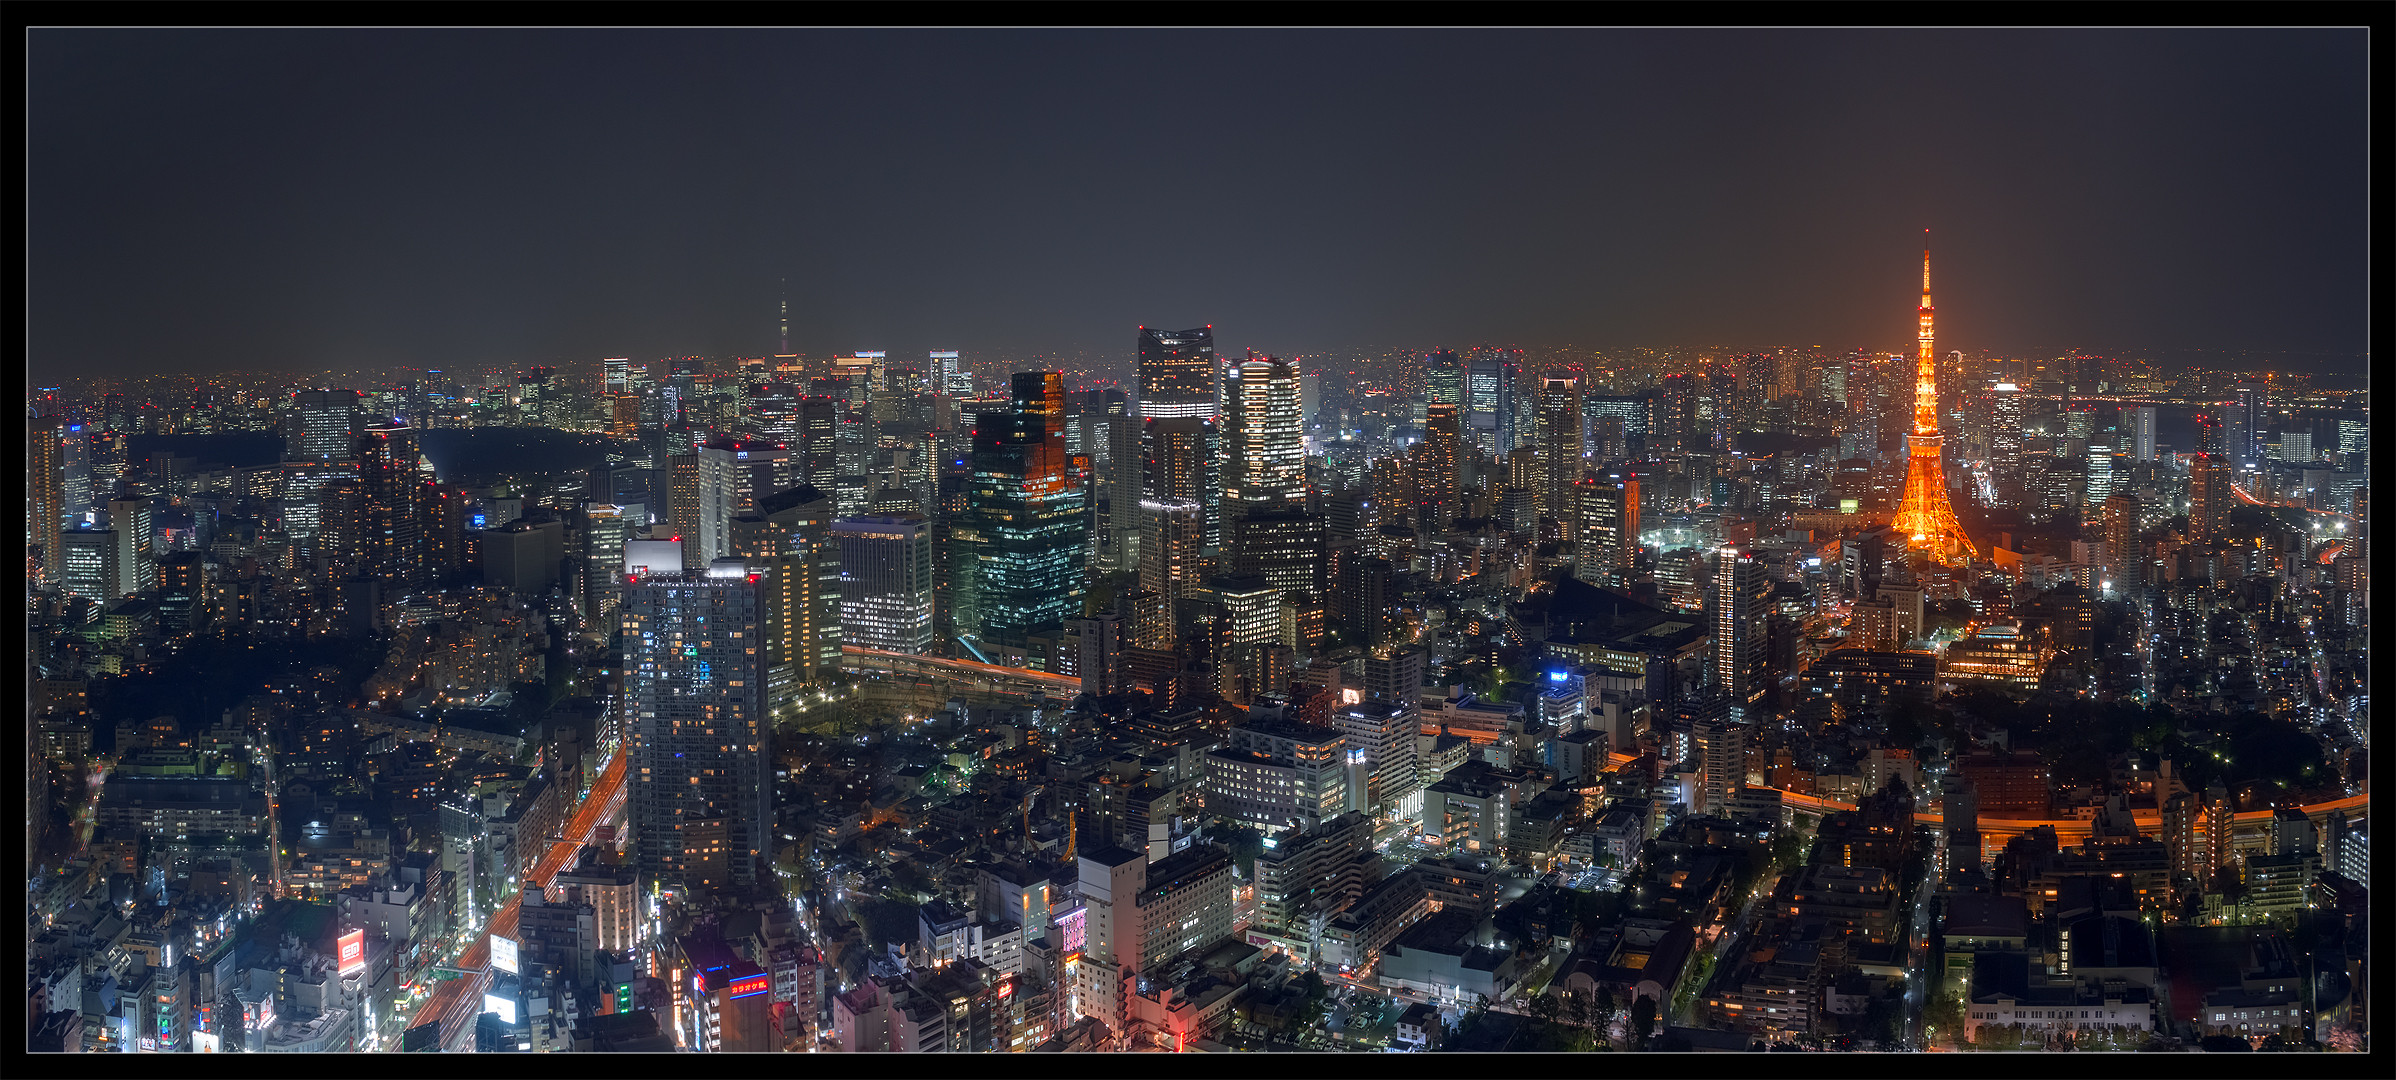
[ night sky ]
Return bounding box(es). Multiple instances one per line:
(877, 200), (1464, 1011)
(28, 29), (2369, 380)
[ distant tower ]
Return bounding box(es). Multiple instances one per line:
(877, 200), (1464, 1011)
(779, 280), (789, 355)
(1889, 232), (1977, 564)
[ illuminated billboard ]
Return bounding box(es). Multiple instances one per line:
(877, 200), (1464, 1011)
(491, 935), (519, 975)
(483, 993), (517, 1027)
(728, 973), (770, 999)
(1053, 905), (1087, 955)
(338, 929), (366, 975)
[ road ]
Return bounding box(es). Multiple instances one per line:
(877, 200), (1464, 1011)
(396, 746), (628, 1052)
(1902, 868), (1937, 1048)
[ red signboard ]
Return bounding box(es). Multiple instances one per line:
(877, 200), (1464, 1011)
(338, 929), (366, 975)
(728, 973), (770, 999)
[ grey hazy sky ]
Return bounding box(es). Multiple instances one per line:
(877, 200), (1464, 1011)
(28, 28), (2370, 380)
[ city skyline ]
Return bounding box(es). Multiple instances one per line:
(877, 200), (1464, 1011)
(25, 25), (2371, 1059)
(29, 29), (2370, 381)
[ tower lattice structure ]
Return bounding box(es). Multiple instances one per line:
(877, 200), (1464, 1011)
(1890, 232), (1977, 564)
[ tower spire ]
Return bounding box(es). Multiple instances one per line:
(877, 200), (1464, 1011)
(1914, 229), (1938, 436)
(1891, 229), (1975, 565)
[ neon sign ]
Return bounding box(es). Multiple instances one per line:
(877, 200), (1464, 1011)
(338, 929), (366, 975)
(728, 974), (770, 999)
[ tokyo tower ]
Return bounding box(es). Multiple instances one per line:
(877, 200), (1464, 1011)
(1889, 231), (1977, 564)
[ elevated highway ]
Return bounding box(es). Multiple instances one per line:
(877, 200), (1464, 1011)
(400, 747), (628, 1052)
(839, 645), (1082, 696)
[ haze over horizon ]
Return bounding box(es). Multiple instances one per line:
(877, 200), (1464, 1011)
(30, 29), (2369, 381)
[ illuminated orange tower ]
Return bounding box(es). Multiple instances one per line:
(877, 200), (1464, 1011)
(1890, 231), (1976, 563)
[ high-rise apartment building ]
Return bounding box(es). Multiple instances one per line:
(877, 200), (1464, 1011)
(1416, 403), (1461, 523)
(2189, 454), (2230, 547)
(1693, 716), (1746, 818)
(1137, 326), (1216, 419)
(1655, 372), (1696, 458)
(832, 514), (934, 654)
(2101, 492), (2136, 591)
(1713, 547), (1770, 722)
(355, 424), (426, 589)
(623, 560), (773, 891)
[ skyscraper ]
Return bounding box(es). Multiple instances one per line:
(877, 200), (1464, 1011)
(1888, 234), (1976, 564)
(355, 424), (427, 589)
(1657, 373), (1695, 457)
(2189, 453), (2230, 546)
(1139, 498), (1206, 644)
(1104, 389), (1144, 574)
(29, 412), (62, 582)
(58, 421), (91, 523)
(692, 438), (793, 564)
(579, 502), (633, 629)
(288, 390), (362, 462)
(1424, 350), (1464, 410)
(753, 485), (842, 700)
(832, 514), (934, 654)
(104, 492), (157, 598)
(1137, 326), (1216, 419)
(623, 560), (773, 891)
(1143, 415), (1221, 557)
(1581, 395), (1647, 463)
(1989, 382), (2024, 504)
(1537, 376), (1582, 525)
(57, 526), (116, 601)
(1415, 403), (1461, 524)
(2227, 385), (2267, 469)
(2124, 405), (2158, 463)
(969, 372), (1086, 662)
(1223, 355), (1307, 526)
(2102, 492), (2136, 592)
(2086, 445), (2116, 506)
(932, 350), (971, 397)
(1713, 547), (1770, 722)
(1574, 473), (1640, 588)
(1466, 351), (1515, 455)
